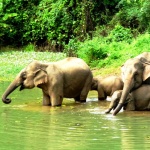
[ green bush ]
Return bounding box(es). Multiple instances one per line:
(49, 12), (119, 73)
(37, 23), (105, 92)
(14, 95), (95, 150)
(24, 44), (35, 52)
(76, 25), (134, 67)
(76, 28), (150, 69)
(107, 25), (133, 43)
(77, 37), (108, 65)
(64, 38), (78, 57)
(132, 33), (150, 54)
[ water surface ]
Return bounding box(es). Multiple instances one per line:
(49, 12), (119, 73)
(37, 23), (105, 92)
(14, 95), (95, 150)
(0, 82), (150, 150)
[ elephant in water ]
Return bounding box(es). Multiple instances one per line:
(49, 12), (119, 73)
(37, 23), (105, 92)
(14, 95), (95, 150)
(91, 75), (123, 100)
(2, 57), (93, 106)
(105, 84), (150, 114)
(113, 52), (150, 115)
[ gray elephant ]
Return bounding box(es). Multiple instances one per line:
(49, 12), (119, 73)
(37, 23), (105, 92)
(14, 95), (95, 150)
(2, 57), (93, 106)
(91, 75), (123, 100)
(105, 84), (150, 113)
(113, 52), (150, 115)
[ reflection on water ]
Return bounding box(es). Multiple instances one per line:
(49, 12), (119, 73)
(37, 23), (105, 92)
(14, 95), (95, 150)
(0, 82), (150, 150)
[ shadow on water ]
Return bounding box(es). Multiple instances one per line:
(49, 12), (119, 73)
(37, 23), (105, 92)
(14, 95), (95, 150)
(0, 81), (150, 150)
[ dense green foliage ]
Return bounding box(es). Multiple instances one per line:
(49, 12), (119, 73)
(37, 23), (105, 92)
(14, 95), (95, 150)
(1, 0), (150, 69)
(0, 0), (119, 48)
(2, 0), (149, 47)
(76, 32), (150, 68)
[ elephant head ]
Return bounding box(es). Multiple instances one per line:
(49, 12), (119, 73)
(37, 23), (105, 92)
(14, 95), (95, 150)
(91, 78), (98, 90)
(2, 61), (48, 104)
(91, 76), (102, 90)
(105, 90), (134, 114)
(113, 52), (150, 115)
(105, 90), (122, 114)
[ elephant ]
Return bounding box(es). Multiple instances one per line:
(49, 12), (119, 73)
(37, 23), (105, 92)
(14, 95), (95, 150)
(91, 75), (123, 100)
(113, 52), (150, 115)
(105, 84), (150, 113)
(2, 57), (93, 106)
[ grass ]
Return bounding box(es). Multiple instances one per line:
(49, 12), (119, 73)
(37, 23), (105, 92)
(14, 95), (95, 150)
(1, 33), (150, 81)
(0, 50), (122, 82)
(0, 51), (66, 81)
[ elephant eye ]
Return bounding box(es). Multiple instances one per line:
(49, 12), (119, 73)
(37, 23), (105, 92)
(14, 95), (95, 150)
(134, 72), (138, 76)
(134, 72), (138, 78)
(22, 72), (27, 79)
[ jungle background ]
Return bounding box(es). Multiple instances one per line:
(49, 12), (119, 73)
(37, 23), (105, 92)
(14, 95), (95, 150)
(0, 0), (150, 72)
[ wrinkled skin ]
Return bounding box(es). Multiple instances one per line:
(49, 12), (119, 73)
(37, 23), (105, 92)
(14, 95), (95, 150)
(105, 84), (150, 113)
(91, 75), (123, 100)
(2, 57), (93, 106)
(113, 52), (150, 115)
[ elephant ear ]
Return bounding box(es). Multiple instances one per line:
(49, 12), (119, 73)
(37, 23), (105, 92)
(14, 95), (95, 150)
(143, 65), (150, 81)
(34, 69), (48, 87)
(91, 78), (98, 90)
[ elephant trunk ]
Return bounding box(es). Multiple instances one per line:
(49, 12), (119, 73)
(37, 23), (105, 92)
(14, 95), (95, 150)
(105, 100), (119, 114)
(2, 77), (23, 104)
(105, 108), (113, 114)
(105, 91), (122, 114)
(113, 81), (132, 115)
(112, 103), (123, 116)
(105, 100), (116, 114)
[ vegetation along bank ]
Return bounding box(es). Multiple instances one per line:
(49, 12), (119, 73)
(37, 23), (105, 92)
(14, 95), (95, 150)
(0, 0), (150, 80)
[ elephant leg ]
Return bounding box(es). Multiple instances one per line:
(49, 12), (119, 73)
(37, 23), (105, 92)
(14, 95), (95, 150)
(42, 92), (51, 106)
(98, 85), (106, 100)
(146, 102), (150, 110)
(50, 93), (63, 106)
(74, 95), (82, 102)
(79, 74), (92, 102)
(79, 95), (86, 103)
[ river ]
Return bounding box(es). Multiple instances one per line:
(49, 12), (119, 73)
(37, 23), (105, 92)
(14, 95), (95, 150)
(0, 82), (150, 150)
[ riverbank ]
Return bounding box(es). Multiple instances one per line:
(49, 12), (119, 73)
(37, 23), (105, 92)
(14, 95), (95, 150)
(0, 51), (66, 81)
(0, 51), (121, 81)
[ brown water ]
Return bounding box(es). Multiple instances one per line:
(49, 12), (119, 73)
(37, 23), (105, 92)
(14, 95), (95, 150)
(0, 82), (150, 150)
